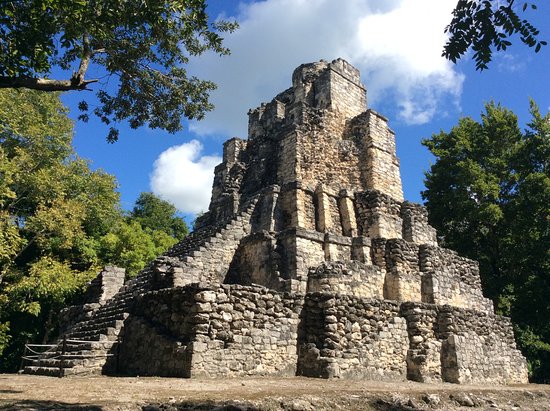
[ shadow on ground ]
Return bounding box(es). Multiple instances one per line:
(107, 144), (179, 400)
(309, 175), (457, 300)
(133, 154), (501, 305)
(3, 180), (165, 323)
(369, 398), (421, 411)
(0, 402), (261, 411)
(143, 403), (260, 411)
(0, 400), (103, 410)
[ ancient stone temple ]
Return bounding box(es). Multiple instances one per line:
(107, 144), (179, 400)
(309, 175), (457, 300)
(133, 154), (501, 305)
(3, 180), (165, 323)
(22, 59), (528, 384)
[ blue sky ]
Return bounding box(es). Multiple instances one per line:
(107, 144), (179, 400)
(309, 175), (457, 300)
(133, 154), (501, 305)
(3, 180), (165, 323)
(61, 0), (550, 223)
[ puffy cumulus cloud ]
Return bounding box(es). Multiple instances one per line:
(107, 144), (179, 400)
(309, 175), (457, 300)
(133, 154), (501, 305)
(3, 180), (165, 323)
(352, 0), (464, 124)
(150, 141), (221, 214)
(188, 0), (464, 137)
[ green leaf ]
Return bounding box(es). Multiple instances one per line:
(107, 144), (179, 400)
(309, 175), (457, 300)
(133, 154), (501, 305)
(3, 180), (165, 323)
(0, 0), (238, 141)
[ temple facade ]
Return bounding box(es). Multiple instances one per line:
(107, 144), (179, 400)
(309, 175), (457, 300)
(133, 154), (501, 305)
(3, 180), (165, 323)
(23, 59), (528, 384)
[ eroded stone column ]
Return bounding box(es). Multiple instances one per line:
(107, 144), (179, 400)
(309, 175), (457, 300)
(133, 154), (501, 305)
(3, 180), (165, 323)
(315, 185), (332, 233)
(338, 189), (357, 237)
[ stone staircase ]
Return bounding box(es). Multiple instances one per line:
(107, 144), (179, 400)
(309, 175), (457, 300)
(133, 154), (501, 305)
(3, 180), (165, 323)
(21, 270), (151, 376)
(164, 196), (259, 260)
(21, 197), (260, 377)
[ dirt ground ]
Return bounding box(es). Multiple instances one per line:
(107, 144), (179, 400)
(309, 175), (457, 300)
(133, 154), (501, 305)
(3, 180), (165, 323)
(1, 374), (550, 411)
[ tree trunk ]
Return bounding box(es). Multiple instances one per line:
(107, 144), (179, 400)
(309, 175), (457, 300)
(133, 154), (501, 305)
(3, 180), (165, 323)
(0, 76), (98, 91)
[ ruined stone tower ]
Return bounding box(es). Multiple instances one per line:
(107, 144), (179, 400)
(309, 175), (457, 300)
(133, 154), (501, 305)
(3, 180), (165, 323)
(23, 59), (528, 384)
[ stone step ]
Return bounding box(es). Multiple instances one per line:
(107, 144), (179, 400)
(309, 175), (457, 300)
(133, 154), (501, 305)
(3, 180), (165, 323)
(94, 303), (131, 316)
(64, 365), (104, 376)
(72, 310), (127, 324)
(64, 340), (117, 351)
(22, 366), (63, 377)
(39, 349), (103, 358)
(87, 307), (129, 319)
(85, 314), (123, 326)
(67, 327), (118, 341)
(65, 334), (107, 342)
(22, 363), (103, 377)
(71, 317), (126, 333)
(34, 358), (81, 368)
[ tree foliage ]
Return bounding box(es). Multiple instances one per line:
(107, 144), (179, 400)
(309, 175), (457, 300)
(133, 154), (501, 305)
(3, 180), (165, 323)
(0, 88), (119, 369)
(422, 101), (550, 380)
(444, 1), (546, 70)
(0, 89), (188, 371)
(131, 192), (189, 240)
(97, 192), (188, 275)
(98, 219), (177, 276)
(0, 0), (237, 141)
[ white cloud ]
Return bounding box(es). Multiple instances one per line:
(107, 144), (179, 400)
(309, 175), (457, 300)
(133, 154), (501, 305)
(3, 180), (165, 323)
(151, 0), (464, 214)
(188, 0), (464, 137)
(496, 53), (527, 73)
(150, 140), (221, 214)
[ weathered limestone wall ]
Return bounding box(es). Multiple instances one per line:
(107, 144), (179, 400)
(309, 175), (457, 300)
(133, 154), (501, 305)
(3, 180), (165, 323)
(314, 185), (343, 235)
(356, 191), (403, 239)
(400, 302), (443, 383)
(117, 286), (198, 377)
(225, 231), (283, 291)
(323, 233), (351, 261)
(438, 305), (528, 384)
(307, 261), (384, 299)
(120, 285), (303, 378)
(253, 185), (281, 232)
(379, 239), (422, 302)
(240, 127), (283, 199)
(275, 130), (298, 186)
(339, 190), (358, 237)
(347, 111), (403, 202)
(291, 59), (366, 120)
(118, 316), (191, 377)
(419, 245), (493, 311)
(368, 239), (493, 310)
(324, 59), (367, 119)
(118, 284), (527, 383)
(248, 95), (288, 141)
(277, 228), (326, 293)
(277, 184), (357, 239)
(189, 285), (303, 377)
(83, 266), (126, 304)
(399, 302), (528, 385)
(298, 293), (409, 380)
(293, 59), (366, 119)
(401, 202), (437, 246)
(277, 183), (316, 231)
(207, 138), (248, 223)
(295, 110), (363, 193)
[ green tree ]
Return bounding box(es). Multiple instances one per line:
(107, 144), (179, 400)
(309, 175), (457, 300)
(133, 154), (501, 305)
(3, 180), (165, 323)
(0, 88), (120, 370)
(0, 0), (237, 141)
(131, 192), (189, 240)
(0, 89), (190, 371)
(445, 1), (546, 70)
(422, 101), (550, 380)
(98, 219), (177, 276)
(98, 193), (187, 276)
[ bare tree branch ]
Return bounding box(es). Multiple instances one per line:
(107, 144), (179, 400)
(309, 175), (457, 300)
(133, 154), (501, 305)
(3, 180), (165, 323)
(0, 76), (98, 91)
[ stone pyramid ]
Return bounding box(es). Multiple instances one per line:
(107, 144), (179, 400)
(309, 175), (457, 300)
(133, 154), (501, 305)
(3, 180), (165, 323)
(23, 59), (528, 384)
